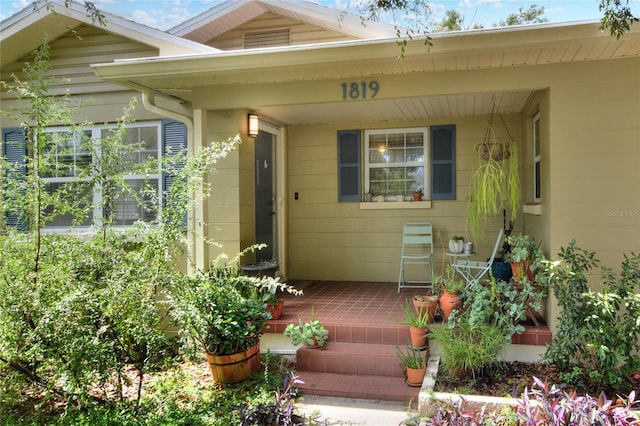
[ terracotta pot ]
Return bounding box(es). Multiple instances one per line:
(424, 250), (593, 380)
(406, 366), (427, 386)
(304, 337), (321, 349)
(413, 192), (422, 201)
(511, 260), (535, 283)
(205, 342), (261, 384)
(408, 325), (428, 349)
(266, 300), (284, 320)
(439, 290), (462, 323)
(413, 295), (438, 322)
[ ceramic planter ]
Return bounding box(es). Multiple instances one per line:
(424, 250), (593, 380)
(448, 239), (464, 253)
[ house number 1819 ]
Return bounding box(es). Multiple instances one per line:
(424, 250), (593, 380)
(341, 81), (379, 100)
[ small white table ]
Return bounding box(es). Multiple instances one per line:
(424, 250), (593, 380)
(445, 252), (474, 265)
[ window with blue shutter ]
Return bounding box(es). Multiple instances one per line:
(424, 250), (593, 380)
(430, 125), (456, 200)
(161, 119), (187, 226)
(337, 130), (361, 202)
(2, 128), (27, 230)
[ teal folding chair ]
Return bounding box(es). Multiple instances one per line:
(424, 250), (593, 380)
(453, 228), (504, 288)
(397, 223), (434, 293)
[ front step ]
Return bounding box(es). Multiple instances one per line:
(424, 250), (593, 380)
(295, 342), (408, 377)
(293, 341), (427, 402)
(297, 371), (421, 402)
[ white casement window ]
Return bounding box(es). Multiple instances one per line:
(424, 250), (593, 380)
(533, 113), (541, 202)
(364, 128), (427, 198)
(41, 122), (162, 229)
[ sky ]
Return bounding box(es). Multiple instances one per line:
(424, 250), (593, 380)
(0, 0), (632, 32)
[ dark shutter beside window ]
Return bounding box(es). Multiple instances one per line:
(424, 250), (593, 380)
(2, 128), (27, 230)
(430, 125), (456, 200)
(337, 130), (361, 202)
(161, 119), (187, 226)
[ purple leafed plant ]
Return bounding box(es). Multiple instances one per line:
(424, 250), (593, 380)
(516, 376), (639, 425)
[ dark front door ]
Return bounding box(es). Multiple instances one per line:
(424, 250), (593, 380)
(255, 130), (276, 262)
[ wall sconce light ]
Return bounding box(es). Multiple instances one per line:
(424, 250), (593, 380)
(248, 113), (259, 138)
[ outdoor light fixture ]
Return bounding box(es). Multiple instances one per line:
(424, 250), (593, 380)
(248, 113), (259, 137)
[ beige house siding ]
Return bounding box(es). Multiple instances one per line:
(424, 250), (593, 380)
(205, 12), (356, 50)
(286, 114), (522, 282)
(546, 57), (640, 270)
(1, 25), (158, 98)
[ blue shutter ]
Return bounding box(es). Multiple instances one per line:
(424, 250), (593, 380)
(430, 125), (456, 200)
(2, 128), (27, 230)
(337, 130), (361, 202)
(161, 119), (187, 226)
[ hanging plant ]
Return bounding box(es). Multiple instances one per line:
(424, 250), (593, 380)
(466, 100), (521, 240)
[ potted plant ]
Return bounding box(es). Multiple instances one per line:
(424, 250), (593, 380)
(434, 265), (465, 323)
(412, 294), (439, 321)
(283, 307), (329, 348)
(396, 344), (428, 386)
(167, 259), (271, 384)
(254, 276), (303, 320)
(466, 102), (520, 241)
(504, 234), (543, 282)
(391, 299), (431, 349)
(448, 235), (465, 253)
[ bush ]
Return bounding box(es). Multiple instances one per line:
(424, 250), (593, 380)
(539, 240), (640, 390)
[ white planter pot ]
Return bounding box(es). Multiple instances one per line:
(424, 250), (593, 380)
(449, 240), (464, 253)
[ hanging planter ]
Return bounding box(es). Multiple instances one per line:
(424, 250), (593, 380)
(476, 142), (512, 161)
(466, 99), (521, 241)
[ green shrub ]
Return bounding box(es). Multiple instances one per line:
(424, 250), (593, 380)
(539, 240), (640, 390)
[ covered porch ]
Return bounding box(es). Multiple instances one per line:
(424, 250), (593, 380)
(262, 280), (551, 402)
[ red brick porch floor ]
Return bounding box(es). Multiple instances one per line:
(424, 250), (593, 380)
(264, 280), (552, 402)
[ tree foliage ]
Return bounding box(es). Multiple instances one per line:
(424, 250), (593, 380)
(498, 4), (548, 27)
(0, 42), (241, 408)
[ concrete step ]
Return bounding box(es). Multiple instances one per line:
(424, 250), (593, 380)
(296, 342), (425, 377)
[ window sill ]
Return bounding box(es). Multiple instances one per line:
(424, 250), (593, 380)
(360, 200), (432, 210)
(523, 204), (542, 216)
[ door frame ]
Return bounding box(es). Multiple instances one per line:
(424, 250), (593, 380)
(258, 120), (287, 278)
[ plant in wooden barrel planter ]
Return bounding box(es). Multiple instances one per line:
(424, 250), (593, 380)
(167, 256), (271, 385)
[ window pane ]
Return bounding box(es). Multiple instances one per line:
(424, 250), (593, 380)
(369, 134), (386, 149)
(43, 182), (93, 227)
(42, 130), (91, 178)
(387, 148), (405, 163)
(387, 133), (405, 148)
(105, 179), (159, 226)
(365, 128), (427, 196)
(406, 132), (423, 147)
(406, 148), (424, 162)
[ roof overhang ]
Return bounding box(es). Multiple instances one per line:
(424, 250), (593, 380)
(0, 0), (218, 69)
(91, 20), (640, 124)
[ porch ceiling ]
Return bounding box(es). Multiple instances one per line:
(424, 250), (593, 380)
(252, 90), (534, 125)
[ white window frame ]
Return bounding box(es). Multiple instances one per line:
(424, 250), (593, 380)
(41, 121), (163, 230)
(533, 113), (541, 203)
(364, 127), (428, 199)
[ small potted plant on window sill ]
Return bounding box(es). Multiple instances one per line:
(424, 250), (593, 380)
(283, 307), (329, 348)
